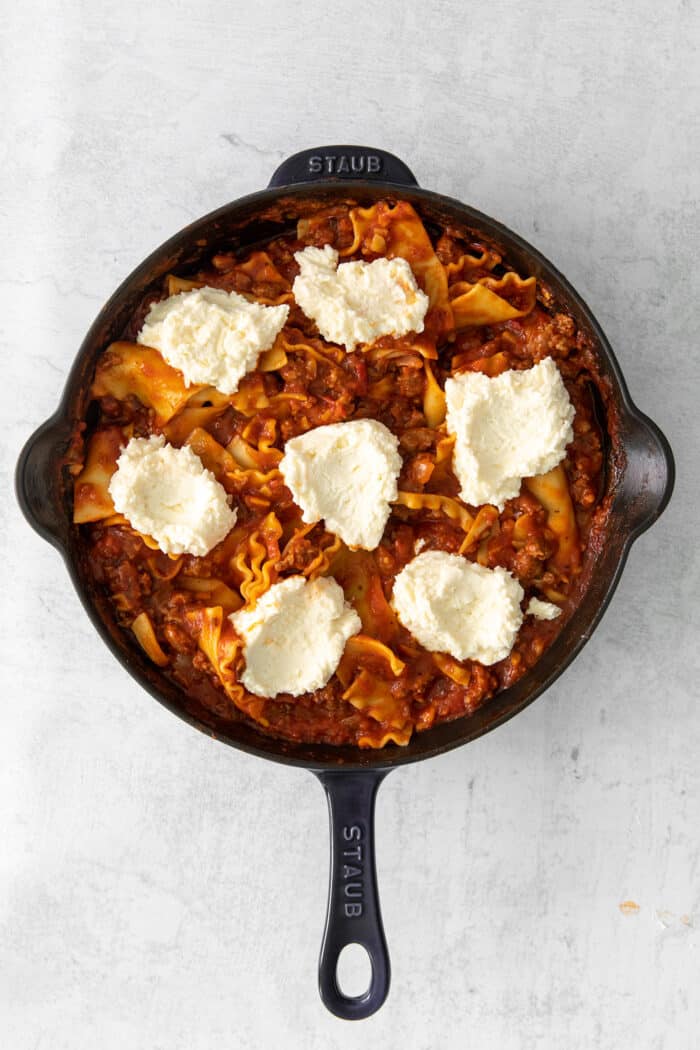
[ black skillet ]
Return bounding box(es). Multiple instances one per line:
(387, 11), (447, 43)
(16, 146), (674, 1019)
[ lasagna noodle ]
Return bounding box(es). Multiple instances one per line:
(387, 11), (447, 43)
(367, 376), (395, 399)
(278, 522), (343, 581)
(330, 547), (399, 643)
(444, 247), (501, 278)
(167, 252), (292, 306)
(462, 351), (511, 377)
(73, 425), (128, 523)
(341, 200), (454, 337)
(281, 329), (346, 366)
(234, 251), (292, 305)
(432, 652), (471, 685)
(224, 428), (283, 500)
(423, 360), (446, 427)
(458, 505), (500, 555)
(230, 373), (270, 415)
(92, 342), (197, 423)
(230, 417), (283, 471)
(185, 427), (237, 484)
(365, 342), (438, 363)
(186, 605), (258, 716)
(394, 490), (474, 533)
(131, 611), (169, 667)
(160, 385), (231, 445)
(302, 534), (342, 579)
(450, 273), (537, 328)
(144, 551), (183, 581)
(337, 635), (406, 686)
(342, 669), (412, 745)
(358, 728), (414, 748)
(525, 465), (580, 573)
(187, 604), (279, 731)
(176, 576), (243, 613)
(233, 512), (283, 605)
(166, 275), (203, 296)
(258, 344), (288, 371)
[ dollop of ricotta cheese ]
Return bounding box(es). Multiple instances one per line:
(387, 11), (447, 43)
(137, 287), (289, 395)
(230, 575), (361, 698)
(280, 419), (402, 550)
(392, 550), (524, 665)
(292, 245), (429, 350)
(108, 435), (237, 556)
(527, 596), (562, 620)
(445, 357), (575, 510)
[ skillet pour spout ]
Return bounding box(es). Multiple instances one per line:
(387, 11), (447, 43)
(15, 145), (674, 1020)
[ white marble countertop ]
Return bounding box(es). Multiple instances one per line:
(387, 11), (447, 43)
(3, 2), (699, 1047)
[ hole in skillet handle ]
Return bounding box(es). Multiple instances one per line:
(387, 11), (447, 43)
(268, 145), (418, 188)
(315, 769), (391, 1020)
(336, 942), (373, 998)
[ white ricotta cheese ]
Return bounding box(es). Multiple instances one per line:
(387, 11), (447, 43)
(445, 357), (575, 510)
(292, 245), (429, 350)
(280, 419), (402, 550)
(527, 596), (562, 620)
(230, 575), (361, 698)
(392, 550), (524, 665)
(137, 286), (289, 395)
(108, 435), (237, 556)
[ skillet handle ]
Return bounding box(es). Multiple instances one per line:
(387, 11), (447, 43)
(315, 768), (391, 1019)
(622, 408), (675, 539)
(268, 145), (418, 188)
(16, 416), (70, 549)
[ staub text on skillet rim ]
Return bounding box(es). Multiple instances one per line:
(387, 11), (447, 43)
(16, 145), (674, 1019)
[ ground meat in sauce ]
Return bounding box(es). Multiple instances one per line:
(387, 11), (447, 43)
(76, 199), (611, 749)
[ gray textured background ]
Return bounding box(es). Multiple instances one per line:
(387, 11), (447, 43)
(2, 2), (698, 1047)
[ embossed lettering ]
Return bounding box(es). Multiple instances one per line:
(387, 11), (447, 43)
(308, 154), (383, 178)
(340, 825), (364, 918)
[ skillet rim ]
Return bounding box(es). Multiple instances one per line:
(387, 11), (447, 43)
(15, 178), (675, 771)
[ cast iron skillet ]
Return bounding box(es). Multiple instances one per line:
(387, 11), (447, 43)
(16, 146), (674, 1019)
